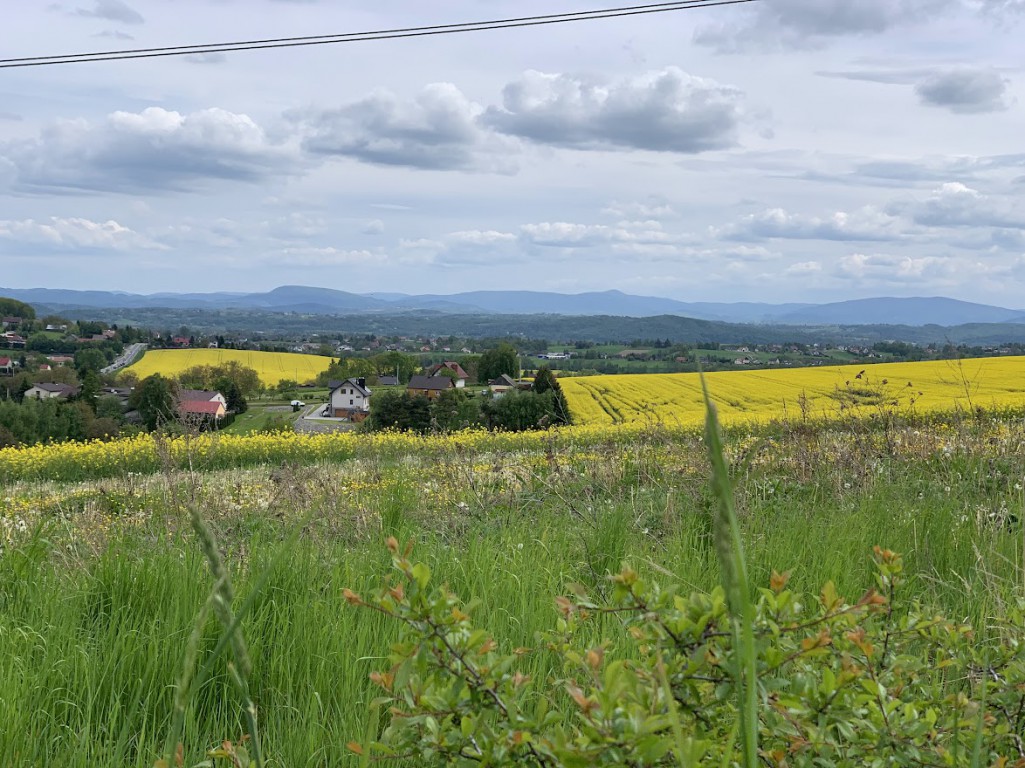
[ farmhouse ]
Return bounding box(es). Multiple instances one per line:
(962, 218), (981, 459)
(488, 373), (518, 397)
(407, 375), (454, 400)
(176, 389), (228, 424)
(427, 361), (469, 388)
(328, 378), (371, 420)
(178, 399), (227, 422)
(25, 382), (80, 400)
(178, 389), (227, 406)
(376, 375), (400, 386)
(0, 356), (13, 376)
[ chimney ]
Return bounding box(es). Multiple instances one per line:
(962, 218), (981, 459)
(357, 377), (366, 389)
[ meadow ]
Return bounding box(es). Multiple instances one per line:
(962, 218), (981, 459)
(562, 355), (1025, 426)
(124, 348), (332, 386)
(4, 405), (1025, 764)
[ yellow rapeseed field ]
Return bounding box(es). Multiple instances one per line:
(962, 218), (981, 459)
(561, 356), (1025, 426)
(124, 348), (332, 386)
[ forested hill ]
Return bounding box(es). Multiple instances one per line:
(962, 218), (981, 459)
(53, 306), (1025, 346)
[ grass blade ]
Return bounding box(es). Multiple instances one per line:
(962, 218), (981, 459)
(701, 375), (759, 768)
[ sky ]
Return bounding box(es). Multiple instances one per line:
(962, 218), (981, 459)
(1, 0), (1023, 305)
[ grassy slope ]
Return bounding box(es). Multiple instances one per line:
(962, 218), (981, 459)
(2, 417), (1025, 765)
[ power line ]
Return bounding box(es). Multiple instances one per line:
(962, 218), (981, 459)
(0, 0), (759, 69)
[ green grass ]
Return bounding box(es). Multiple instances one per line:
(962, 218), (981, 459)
(3, 415), (1025, 765)
(222, 404), (294, 435)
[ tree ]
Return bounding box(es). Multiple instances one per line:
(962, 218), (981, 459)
(483, 389), (557, 431)
(431, 389), (482, 432)
(85, 417), (120, 441)
(179, 361), (261, 397)
(215, 377), (248, 414)
(95, 394), (125, 422)
(372, 351), (418, 383)
(77, 369), (101, 411)
(0, 298), (35, 321)
(477, 343), (519, 384)
(365, 390), (432, 433)
(131, 374), (177, 431)
(532, 365), (571, 425)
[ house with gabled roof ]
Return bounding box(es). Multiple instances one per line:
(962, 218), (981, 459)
(177, 400), (227, 425)
(176, 389), (228, 424)
(407, 374), (454, 400)
(0, 356), (14, 376)
(178, 389), (227, 406)
(25, 382), (79, 400)
(328, 378), (371, 420)
(427, 361), (468, 388)
(488, 373), (518, 397)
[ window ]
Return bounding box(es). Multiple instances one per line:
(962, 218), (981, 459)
(350, 399), (354, 405)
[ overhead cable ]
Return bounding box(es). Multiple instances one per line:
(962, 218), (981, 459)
(0, 0), (759, 69)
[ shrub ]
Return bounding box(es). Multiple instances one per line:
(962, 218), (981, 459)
(348, 392), (1025, 766)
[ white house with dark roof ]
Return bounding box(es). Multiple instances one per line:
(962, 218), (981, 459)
(328, 378), (371, 420)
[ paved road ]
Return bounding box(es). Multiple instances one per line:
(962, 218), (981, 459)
(294, 402), (358, 433)
(101, 342), (147, 375)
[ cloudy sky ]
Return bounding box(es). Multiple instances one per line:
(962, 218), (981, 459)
(1, 0), (1023, 304)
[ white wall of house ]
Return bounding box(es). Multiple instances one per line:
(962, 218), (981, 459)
(331, 382), (370, 413)
(25, 386), (64, 400)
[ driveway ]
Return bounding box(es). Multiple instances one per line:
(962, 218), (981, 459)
(294, 402), (359, 433)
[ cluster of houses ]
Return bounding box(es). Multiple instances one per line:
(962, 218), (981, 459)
(323, 363), (532, 422)
(17, 380), (228, 427)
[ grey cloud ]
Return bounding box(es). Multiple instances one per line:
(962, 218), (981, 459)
(2, 107), (298, 194)
(818, 66), (1011, 114)
(295, 83), (515, 172)
(482, 68), (744, 153)
(695, 0), (956, 52)
(915, 68), (1011, 113)
(0, 112), (23, 122)
(75, 0), (144, 25)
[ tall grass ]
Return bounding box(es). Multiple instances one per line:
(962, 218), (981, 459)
(2, 414), (1025, 764)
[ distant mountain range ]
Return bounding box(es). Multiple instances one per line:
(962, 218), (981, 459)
(3, 285), (1024, 327)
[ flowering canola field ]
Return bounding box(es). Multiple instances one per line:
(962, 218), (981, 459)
(561, 356), (1025, 426)
(125, 348), (331, 386)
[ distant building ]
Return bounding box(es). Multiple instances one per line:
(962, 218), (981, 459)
(407, 375), (454, 400)
(328, 378), (371, 420)
(427, 361), (469, 388)
(25, 382), (79, 400)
